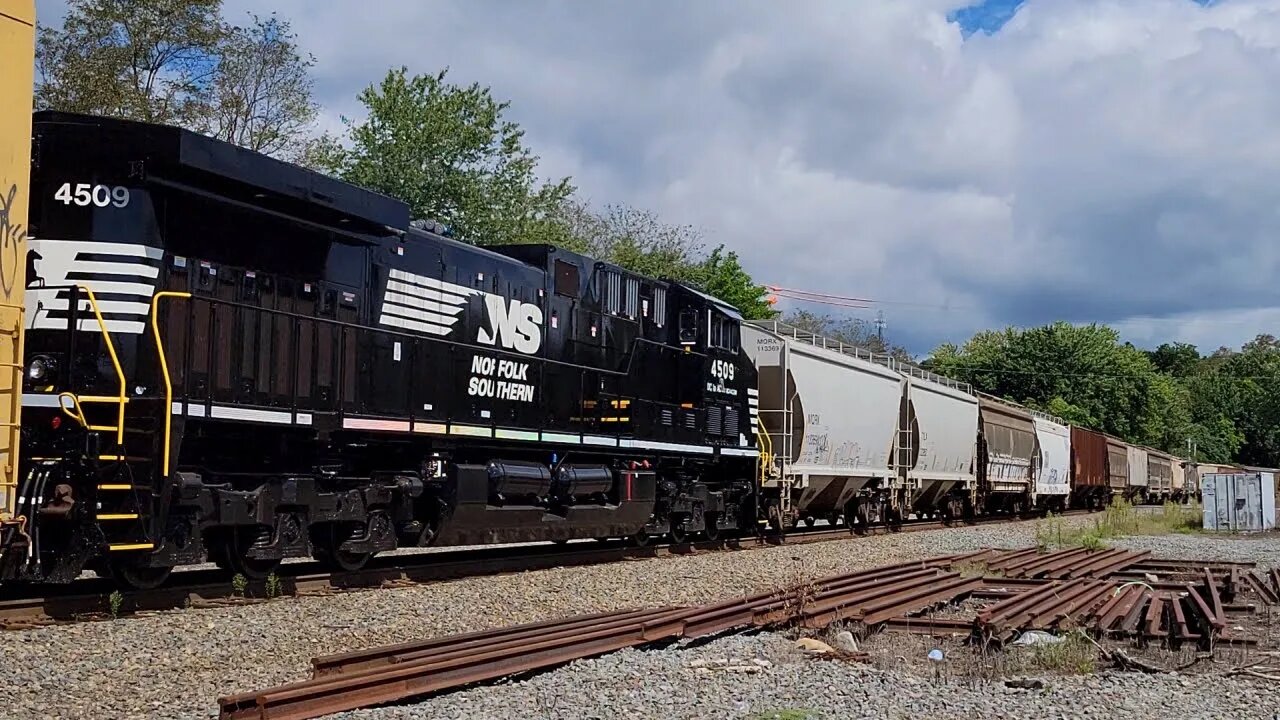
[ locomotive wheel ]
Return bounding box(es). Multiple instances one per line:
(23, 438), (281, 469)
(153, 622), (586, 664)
(215, 527), (281, 581)
(313, 524), (374, 573)
(111, 562), (173, 591)
(631, 529), (652, 547)
(668, 520), (689, 545)
(703, 515), (721, 542)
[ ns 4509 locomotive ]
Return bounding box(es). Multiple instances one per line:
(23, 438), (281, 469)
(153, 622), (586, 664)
(0, 112), (762, 589)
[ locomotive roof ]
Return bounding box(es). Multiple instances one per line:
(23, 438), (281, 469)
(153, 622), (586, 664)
(674, 283), (744, 320)
(32, 111), (410, 231)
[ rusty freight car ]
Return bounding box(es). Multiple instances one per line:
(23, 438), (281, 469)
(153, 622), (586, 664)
(1070, 427), (1110, 509)
(1106, 436), (1129, 498)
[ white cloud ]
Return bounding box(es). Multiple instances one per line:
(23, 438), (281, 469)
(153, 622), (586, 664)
(42, 0), (1280, 354)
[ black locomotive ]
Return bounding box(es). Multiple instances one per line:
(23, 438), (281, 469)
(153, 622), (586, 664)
(5, 112), (760, 588)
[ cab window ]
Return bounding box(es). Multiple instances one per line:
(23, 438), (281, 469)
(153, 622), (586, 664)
(710, 312), (739, 352)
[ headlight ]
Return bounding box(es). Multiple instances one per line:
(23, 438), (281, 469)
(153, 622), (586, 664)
(26, 355), (55, 382)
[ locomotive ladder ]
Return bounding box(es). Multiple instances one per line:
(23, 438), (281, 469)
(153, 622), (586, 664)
(52, 286), (190, 554)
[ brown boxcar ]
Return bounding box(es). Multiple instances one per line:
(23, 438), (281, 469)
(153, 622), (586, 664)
(1070, 427), (1109, 508)
(1106, 437), (1129, 493)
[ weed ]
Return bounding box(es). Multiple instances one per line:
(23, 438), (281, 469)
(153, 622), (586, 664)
(1025, 629), (1097, 674)
(1035, 511), (1066, 550)
(781, 555), (819, 632)
(232, 573), (248, 596)
(265, 572), (281, 598)
(1078, 530), (1106, 551)
(108, 590), (123, 619)
(1041, 497), (1203, 549)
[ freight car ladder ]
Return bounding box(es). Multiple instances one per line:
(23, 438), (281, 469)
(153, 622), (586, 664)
(755, 397), (793, 527)
(55, 286), (157, 554)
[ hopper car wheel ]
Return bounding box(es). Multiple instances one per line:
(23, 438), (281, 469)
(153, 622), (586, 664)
(827, 511), (841, 528)
(631, 530), (652, 547)
(803, 516), (816, 528)
(887, 507), (903, 532)
(111, 561), (173, 591)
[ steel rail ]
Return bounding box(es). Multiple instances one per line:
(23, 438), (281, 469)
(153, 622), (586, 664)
(0, 510), (1089, 630)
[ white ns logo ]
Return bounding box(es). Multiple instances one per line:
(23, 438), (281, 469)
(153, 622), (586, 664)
(477, 294), (543, 355)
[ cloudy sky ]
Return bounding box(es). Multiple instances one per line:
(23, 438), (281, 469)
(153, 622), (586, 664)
(34, 0), (1280, 355)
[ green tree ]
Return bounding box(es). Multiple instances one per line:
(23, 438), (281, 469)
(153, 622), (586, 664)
(546, 199), (774, 319)
(207, 12), (318, 159)
(36, 0), (225, 126)
(312, 66), (574, 247)
(928, 322), (1172, 445)
(558, 201), (706, 281)
(1217, 334), (1280, 465)
(35, 0), (317, 158)
(1148, 342), (1200, 377)
(694, 246), (775, 320)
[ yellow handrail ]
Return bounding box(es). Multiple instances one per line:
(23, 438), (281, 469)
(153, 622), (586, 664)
(756, 422), (773, 483)
(149, 291), (190, 477)
(76, 286), (128, 447)
(57, 392), (87, 428)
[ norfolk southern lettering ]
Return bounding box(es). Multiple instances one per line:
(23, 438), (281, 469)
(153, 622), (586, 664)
(468, 355), (536, 402)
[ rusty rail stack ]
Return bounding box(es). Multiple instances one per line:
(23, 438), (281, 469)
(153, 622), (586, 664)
(218, 546), (1280, 720)
(889, 549), (1279, 649)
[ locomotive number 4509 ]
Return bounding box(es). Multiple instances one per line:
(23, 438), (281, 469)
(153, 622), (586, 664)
(53, 183), (131, 208)
(710, 359), (735, 381)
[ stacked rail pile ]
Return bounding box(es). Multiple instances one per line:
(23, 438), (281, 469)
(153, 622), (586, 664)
(890, 549), (1279, 649)
(219, 547), (1280, 720)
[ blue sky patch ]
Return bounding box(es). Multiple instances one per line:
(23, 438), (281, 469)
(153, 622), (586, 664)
(950, 0), (1219, 37)
(949, 0), (1027, 36)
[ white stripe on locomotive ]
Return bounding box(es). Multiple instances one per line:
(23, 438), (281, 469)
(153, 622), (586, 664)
(26, 238), (161, 335)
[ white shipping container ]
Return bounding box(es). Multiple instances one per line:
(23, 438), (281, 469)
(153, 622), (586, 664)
(743, 324), (902, 483)
(1032, 417), (1071, 498)
(1126, 446), (1149, 488)
(1201, 473), (1277, 531)
(907, 377), (978, 486)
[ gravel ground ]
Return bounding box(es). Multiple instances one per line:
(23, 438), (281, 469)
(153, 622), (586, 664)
(336, 631), (1280, 720)
(0, 517), (1274, 720)
(1107, 532), (1280, 569)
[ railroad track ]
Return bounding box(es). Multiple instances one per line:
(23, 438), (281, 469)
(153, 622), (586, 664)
(0, 509), (1095, 630)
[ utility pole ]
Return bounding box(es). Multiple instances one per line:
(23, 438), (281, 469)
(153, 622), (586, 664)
(874, 311), (886, 346)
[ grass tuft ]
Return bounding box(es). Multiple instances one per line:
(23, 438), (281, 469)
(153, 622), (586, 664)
(1024, 628), (1097, 674)
(1036, 498), (1202, 550)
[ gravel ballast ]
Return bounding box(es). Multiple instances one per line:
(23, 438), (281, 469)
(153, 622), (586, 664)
(1, 517), (1274, 719)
